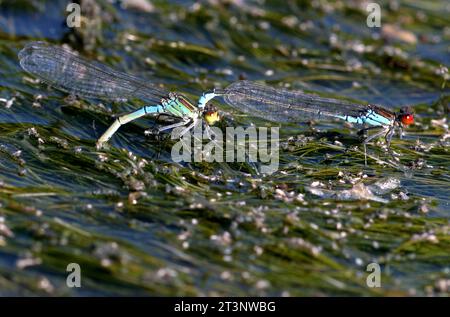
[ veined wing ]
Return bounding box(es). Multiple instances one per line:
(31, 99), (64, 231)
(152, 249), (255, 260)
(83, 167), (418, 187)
(18, 41), (168, 104)
(221, 80), (372, 122)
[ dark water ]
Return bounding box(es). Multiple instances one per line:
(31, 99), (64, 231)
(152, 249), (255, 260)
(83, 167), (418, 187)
(0, 0), (449, 296)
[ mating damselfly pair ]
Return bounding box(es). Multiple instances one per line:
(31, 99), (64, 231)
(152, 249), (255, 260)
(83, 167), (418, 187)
(18, 41), (414, 164)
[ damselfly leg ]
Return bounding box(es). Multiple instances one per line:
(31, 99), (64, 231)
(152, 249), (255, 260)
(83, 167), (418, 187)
(385, 127), (396, 148)
(144, 119), (191, 141)
(168, 119), (199, 139)
(159, 120), (190, 133)
(361, 126), (390, 166)
(178, 120), (198, 137)
(204, 123), (223, 153)
(398, 125), (404, 140)
(384, 126), (399, 161)
(357, 126), (382, 138)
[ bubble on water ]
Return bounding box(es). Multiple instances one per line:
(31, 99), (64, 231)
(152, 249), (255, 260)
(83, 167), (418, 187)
(216, 68), (234, 76)
(97, 153), (108, 162)
(210, 231), (232, 246)
(0, 97), (16, 108)
(274, 188), (304, 203)
(310, 181), (323, 188)
(288, 237), (322, 256)
(37, 277), (54, 293)
(0, 222), (14, 238)
(255, 279), (270, 290)
(16, 256), (42, 269)
(223, 255), (232, 262)
(419, 203), (429, 213)
(281, 16), (298, 28)
(93, 241), (131, 267)
(368, 177), (400, 195)
(177, 231), (190, 241)
(435, 279), (450, 293)
(156, 267), (178, 280)
(220, 271), (232, 280)
(241, 271), (251, 279)
(254, 245), (263, 256)
(307, 181), (392, 203)
(258, 21), (270, 30)
(411, 232), (438, 243)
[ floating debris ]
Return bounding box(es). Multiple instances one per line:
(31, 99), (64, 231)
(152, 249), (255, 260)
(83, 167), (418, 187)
(307, 178), (401, 203)
(92, 241), (131, 267)
(0, 97), (16, 108)
(155, 267), (178, 281)
(37, 277), (55, 293)
(382, 24), (418, 44)
(16, 256), (42, 269)
(255, 279), (270, 290)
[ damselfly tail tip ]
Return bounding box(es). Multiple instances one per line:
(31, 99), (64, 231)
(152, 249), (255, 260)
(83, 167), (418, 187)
(364, 143), (368, 166)
(18, 47), (33, 70)
(96, 141), (103, 149)
(18, 41), (44, 60)
(18, 42), (47, 74)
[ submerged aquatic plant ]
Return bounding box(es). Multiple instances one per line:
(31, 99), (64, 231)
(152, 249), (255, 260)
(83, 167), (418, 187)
(0, 0), (448, 296)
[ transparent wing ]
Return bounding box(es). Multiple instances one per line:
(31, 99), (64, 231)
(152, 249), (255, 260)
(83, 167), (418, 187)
(222, 80), (370, 122)
(18, 41), (168, 104)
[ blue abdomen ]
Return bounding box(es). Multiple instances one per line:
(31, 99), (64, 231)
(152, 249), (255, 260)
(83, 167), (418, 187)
(337, 110), (392, 127)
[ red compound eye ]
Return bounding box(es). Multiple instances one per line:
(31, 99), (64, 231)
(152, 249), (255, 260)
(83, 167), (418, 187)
(400, 114), (414, 125)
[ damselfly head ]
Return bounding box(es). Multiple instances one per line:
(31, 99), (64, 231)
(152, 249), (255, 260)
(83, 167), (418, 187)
(398, 107), (414, 126)
(203, 103), (220, 125)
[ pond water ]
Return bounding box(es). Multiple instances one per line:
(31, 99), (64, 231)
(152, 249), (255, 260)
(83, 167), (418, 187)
(0, 0), (448, 296)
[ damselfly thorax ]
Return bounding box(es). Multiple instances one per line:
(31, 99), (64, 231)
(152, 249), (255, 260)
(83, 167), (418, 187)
(161, 93), (198, 119)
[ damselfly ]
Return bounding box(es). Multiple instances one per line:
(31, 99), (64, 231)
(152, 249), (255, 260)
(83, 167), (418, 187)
(18, 41), (220, 148)
(19, 42), (414, 164)
(205, 81), (414, 164)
